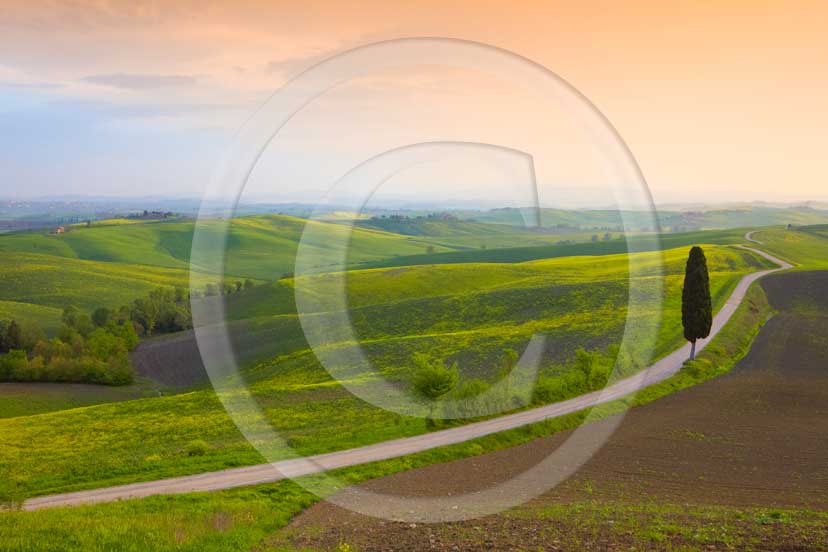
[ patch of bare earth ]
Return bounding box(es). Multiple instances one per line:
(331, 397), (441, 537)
(270, 272), (828, 551)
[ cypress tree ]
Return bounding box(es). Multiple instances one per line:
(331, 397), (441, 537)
(682, 246), (713, 360)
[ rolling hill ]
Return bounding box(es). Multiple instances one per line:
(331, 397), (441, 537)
(0, 244), (770, 502)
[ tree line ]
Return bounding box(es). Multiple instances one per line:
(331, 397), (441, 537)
(0, 309), (137, 385)
(0, 279), (258, 385)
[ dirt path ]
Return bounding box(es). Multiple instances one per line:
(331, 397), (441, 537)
(23, 239), (791, 510)
(745, 230), (764, 244)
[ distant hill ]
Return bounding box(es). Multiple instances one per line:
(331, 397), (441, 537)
(455, 206), (828, 231)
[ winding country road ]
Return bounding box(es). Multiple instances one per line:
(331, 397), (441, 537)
(23, 235), (792, 510)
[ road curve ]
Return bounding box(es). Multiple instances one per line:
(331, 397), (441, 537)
(745, 230), (763, 244)
(23, 239), (792, 510)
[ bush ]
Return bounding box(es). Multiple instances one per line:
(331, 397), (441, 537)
(185, 439), (210, 457)
(532, 377), (568, 404)
(0, 350), (29, 380)
(411, 354), (458, 418)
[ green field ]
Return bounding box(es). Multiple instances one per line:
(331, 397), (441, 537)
(0, 280), (783, 551)
(0, 251), (216, 316)
(357, 228), (749, 269)
(461, 206), (828, 230)
(1, 215), (592, 281)
(0, 300), (62, 334)
(749, 226), (828, 269)
(0, 214), (807, 551)
(356, 218), (611, 249)
(0, 243), (770, 502)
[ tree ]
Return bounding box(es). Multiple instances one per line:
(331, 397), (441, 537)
(92, 307), (112, 327)
(6, 321), (22, 350)
(244, 279), (255, 290)
(62, 305), (81, 328)
(682, 246), (712, 360)
(411, 354), (457, 420)
(0, 320), (9, 353)
(426, 245), (436, 255)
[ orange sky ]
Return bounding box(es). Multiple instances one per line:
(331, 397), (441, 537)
(1, 1), (826, 203)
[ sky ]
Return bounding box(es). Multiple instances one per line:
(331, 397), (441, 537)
(1, 1), (827, 207)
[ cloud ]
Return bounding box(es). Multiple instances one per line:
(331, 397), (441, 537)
(81, 73), (198, 90)
(266, 53), (331, 77)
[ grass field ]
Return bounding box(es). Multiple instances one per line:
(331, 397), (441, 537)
(463, 206), (828, 230)
(0, 251), (217, 316)
(0, 215), (506, 281)
(0, 300), (62, 334)
(749, 226), (828, 269)
(0, 274), (784, 551)
(357, 228), (749, 269)
(0, 381), (161, 419)
(0, 217), (807, 551)
(356, 218), (611, 249)
(0, 244), (769, 503)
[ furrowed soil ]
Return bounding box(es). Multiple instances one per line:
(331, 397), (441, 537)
(273, 271), (828, 551)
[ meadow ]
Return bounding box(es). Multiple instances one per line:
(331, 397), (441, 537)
(0, 213), (627, 334)
(0, 214), (804, 551)
(358, 228), (750, 269)
(0, 278), (781, 551)
(0, 243), (769, 503)
(0, 251), (214, 317)
(463, 205), (828, 230)
(0, 215), (605, 281)
(749, 225), (828, 270)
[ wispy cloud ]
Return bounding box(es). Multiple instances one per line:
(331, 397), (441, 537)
(82, 73), (198, 90)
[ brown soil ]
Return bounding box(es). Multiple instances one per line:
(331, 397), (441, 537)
(272, 271), (828, 551)
(130, 330), (209, 388)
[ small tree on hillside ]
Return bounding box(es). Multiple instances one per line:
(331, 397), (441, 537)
(411, 354), (457, 422)
(682, 246), (713, 360)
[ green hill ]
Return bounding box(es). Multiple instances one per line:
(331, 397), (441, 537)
(0, 251), (215, 315)
(356, 218), (604, 249)
(356, 228), (748, 269)
(0, 215), (457, 281)
(461, 206), (828, 231)
(0, 244), (772, 501)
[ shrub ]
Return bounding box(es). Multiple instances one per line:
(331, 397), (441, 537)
(0, 350), (28, 380)
(91, 307), (111, 327)
(532, 377), (568, 405)
(185, 439), (210, 457)
(411, 354), (458, 418)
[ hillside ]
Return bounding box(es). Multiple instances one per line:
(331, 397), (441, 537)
(0, 244), (770, 502)
(356, 228), (749, 269)
(0, 215), (457, 281)
(459, 206), (828, 230)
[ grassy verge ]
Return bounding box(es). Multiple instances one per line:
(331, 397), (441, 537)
(0, 283), (775, 550)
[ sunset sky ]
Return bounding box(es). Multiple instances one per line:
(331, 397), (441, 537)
(1, 1), (826, 206)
